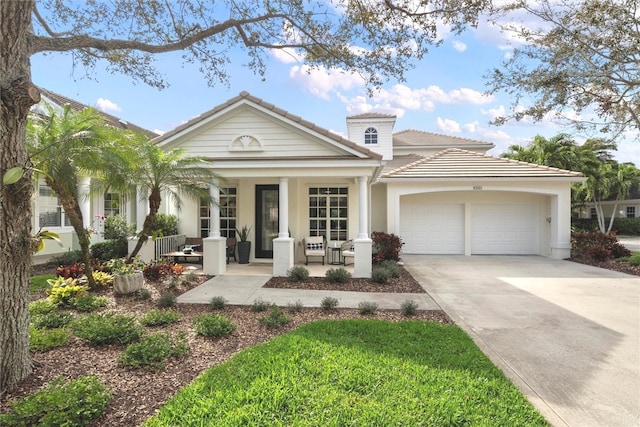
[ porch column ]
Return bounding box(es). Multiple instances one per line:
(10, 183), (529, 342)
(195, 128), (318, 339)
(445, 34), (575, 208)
(136, 186), (148, 234)
(204, 182), (226, 275)
(273, 177), (294, 276)
(78, 176), (91, 229)
(354, 176), (372, 278)
(550, 189), (572, 259)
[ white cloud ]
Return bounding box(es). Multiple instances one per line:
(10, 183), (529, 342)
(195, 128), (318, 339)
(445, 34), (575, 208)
(271, 47), (303, 64)
(481, 105), (507, 121)
(452, 40), (467, 52)
(95, 98), (121, 113)
(436, 117), (462, 133)
(289, 65), (365, 100)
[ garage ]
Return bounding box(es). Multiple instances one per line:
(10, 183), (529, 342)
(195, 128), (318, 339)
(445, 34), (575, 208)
(400, 203), (464, 254)
(470, 204), (539, 254)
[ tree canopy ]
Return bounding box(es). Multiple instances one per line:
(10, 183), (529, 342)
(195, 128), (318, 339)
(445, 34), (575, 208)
(486, 0), (640, 140)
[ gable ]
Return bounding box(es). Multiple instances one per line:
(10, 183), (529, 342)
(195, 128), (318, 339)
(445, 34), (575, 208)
(155, 92), (380, 161)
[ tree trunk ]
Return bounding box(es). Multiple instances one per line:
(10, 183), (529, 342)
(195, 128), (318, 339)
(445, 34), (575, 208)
(128, 188), (161, 262)
(0, 1), (39, 394)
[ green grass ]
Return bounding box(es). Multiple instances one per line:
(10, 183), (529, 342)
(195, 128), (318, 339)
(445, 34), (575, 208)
(144, 320), (547, 426)
(29, 274), (56, 293)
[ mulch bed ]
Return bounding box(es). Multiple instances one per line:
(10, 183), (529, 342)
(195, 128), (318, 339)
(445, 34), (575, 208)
(263, 266), (426, 293)
(569, 257), (640, 276)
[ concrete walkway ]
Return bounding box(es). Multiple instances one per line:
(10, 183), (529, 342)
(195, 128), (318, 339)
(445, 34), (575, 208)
(403, 255), (640, 427)
(177, 270), (440, 311)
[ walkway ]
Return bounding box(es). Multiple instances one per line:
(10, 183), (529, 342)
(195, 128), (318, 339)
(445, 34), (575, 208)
(177, 262), (440, 310)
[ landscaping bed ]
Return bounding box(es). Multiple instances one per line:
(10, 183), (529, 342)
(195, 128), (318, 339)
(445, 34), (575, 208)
(2, 269), (447, 427)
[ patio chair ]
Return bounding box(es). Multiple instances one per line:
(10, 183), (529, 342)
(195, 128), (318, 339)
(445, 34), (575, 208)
(341, 240), (355, 266)
(303, 236), (326, 265)
(226, 237), (237, 264)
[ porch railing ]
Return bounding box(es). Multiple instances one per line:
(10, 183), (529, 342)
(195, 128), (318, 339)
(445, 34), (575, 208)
(154, 234), (186, 259)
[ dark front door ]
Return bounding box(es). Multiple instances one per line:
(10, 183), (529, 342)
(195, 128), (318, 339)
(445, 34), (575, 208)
(255, 185), (279, 258)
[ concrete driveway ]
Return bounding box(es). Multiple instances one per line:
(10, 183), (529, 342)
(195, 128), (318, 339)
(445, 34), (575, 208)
(404, 255), (640, 427)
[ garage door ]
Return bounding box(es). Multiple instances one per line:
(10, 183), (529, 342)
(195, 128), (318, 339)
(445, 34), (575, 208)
(400, 203), (464, 254)
(471, 204), (539, 254)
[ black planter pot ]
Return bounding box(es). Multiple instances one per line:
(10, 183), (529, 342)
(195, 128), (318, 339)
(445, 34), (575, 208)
(237, 241), (251, 264)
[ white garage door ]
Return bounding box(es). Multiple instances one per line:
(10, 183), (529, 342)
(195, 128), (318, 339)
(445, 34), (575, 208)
(471, 204), (539, 254)
(400, 203), (464, 254)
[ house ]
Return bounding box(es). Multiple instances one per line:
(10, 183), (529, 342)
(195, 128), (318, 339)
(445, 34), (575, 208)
(150, 92), (584, 277)
(574, 185), (640, 220)
(32, 90), (584, 278)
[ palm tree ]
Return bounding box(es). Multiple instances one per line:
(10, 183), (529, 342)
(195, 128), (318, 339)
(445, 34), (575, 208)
(27, 105), (112, 288)
(113, 137), (218, 261)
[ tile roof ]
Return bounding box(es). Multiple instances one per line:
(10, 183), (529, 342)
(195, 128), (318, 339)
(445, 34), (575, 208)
(393, 129), (494, 149)
(154, 91), (382, 160)
(381, 148), (584, 179)
(37, 88), (159, 139)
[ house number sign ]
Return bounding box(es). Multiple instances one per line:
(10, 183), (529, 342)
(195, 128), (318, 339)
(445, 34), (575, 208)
(473, 186), (483, 190)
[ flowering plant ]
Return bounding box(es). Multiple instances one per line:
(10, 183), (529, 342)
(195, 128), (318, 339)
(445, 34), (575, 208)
(104, 257), (146, 275)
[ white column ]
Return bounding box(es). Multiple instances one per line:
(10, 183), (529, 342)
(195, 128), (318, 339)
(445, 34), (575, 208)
(78, 176), (91, 229)
(203, 182), (226, 275)
(278, 178), (289, 238)
(550, 190), (572, 259)
(209, 183), (221, 238)
(136, 186), (148, 233)
(357, 176), (368, 239)
(273, 177), (294, 276)
(354, 176), (372, 278)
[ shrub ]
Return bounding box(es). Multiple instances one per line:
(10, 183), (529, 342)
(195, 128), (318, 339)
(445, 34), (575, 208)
(571, 230), (631, 260)
(153, 213), (179, 236)
(119, 332), (189, 370)
(71, 312), (143, 346)
(629, 253), (640, 266)
(49, 249), (83, 267)
(91, 271), (114, 287)
(259, 306), (291, 327)
(29, 327), (70, 351)
(287, 266), (310, 282)
(401, 299), (419, 317)
(157, 293), (177, 308)
(184, 270), (198, 283)
(143, 261), (184, 281)
(379, 259), (401, 278)
(104, 214), (133, 240)
(586, 246), (613, 262)
(140, 309), (182, 327)
(209, 296), (227, 310)
(31, 311), (73, 329)
(136, 288), (152, 300)
(251, 298), (272, 312)
(372, 231), (404, 264)
(0, 375), (111, 427)
(287, 300), (304, 313)
(46, 277), (89, 306)
(70, 295), (108, 312)
(371, 268), (391, 284)
(193, 314), (236, 337)
(321, 296), (339, 311)
(325, 267), (351, 283)
(55, 262), (86, 279)
(358, 301), (378, 315)
(90, 239), (128, 261)
(29, 299), (58, 316)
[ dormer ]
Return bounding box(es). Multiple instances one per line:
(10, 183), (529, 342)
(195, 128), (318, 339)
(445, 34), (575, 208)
(346, 113), (396, 160)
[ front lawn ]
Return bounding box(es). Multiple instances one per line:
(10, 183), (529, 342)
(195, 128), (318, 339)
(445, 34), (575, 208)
(145, 319), (547, 426)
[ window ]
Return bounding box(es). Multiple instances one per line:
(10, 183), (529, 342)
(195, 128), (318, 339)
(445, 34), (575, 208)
(590, 208), (597, 219)
(200, 187), (237, 238)
(104, 193), (120, 217)
(627, 206), (636, 218)
(364, 127), (378, 145)
(38, 185), (70, 227)
(309, 187), (348, 241)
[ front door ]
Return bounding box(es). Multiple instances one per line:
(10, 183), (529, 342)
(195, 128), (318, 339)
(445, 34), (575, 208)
(255, 185), (279, 258)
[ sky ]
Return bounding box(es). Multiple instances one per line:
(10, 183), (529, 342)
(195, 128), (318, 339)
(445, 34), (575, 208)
(30, 12), (639, 167)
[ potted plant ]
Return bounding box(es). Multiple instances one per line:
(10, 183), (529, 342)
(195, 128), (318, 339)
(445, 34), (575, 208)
(106, 257), (146, 294)
(235, 225), (252, 264)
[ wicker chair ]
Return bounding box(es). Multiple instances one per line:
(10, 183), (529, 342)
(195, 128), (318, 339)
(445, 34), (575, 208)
(303, 236), (326, 265)
(341, 240), (355, 265)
